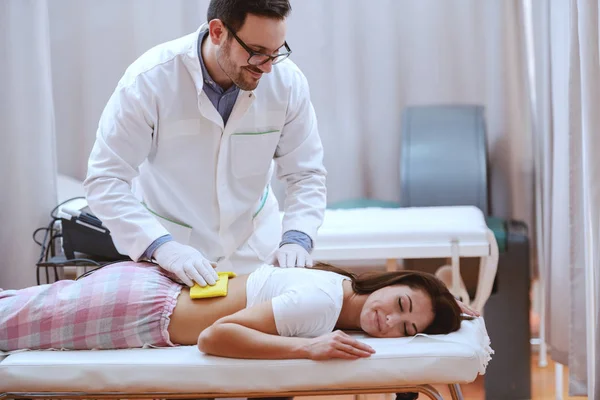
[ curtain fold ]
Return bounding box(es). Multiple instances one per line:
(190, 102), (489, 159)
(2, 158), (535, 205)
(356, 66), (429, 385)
(0, 0), (58, 289)
(528, 0), (599, 396)
(569, 0), (599, 395)
(530, 0), (572, 367)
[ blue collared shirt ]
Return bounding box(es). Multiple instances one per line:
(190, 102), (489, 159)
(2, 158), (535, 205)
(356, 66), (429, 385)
(197, 30), (240, 125)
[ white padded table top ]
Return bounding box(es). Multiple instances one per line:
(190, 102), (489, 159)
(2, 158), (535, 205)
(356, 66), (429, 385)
(312, 206), (491, 260)
(0, 319), (493, 396)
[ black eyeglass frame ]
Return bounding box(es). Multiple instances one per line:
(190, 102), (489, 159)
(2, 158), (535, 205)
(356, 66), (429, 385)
(222, 22), (292, 66)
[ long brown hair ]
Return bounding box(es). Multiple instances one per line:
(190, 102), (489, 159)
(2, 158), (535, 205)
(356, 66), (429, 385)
(311, 262), (463, 335)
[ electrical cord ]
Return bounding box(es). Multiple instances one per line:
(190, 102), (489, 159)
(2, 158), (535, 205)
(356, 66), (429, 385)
(33, 196), (96, 285)
(36, 219), (55, 264)
(32, 227), (50, 246)
(35, 196), (86, 264)
(50, 196), (86, 219)
(35, 219), (56, 285)
(75, 263), (109, 281)
(33, 196), (132, 284)
(74, 259), (127, 281)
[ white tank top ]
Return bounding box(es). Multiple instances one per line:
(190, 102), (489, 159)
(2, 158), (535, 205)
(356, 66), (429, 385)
(245, 264), (350, 338)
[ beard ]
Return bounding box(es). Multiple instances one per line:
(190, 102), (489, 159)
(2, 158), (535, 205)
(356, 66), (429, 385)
(216, 40), (263, 91)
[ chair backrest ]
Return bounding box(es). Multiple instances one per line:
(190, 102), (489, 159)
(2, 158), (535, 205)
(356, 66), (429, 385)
(399, 104), (490, 215)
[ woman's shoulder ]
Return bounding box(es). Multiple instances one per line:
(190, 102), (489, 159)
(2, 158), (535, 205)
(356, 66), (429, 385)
(248, 264), (349, 299)
(271, 265), (348, 285)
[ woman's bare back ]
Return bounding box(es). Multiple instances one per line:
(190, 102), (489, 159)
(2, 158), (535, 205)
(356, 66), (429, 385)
(168, 275), (249, 345)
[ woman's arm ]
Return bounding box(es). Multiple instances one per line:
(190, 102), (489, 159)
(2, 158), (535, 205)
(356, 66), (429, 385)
(197, 301), (309, 359)
(197, 300), (375, 360)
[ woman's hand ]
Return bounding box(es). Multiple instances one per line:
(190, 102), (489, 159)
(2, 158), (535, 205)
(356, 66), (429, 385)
(305, 331), (376, 360)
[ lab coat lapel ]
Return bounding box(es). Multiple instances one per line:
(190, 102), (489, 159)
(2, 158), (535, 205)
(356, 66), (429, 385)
(198, 91), (224, 129)
(224, 90), (256, 135)
(181, 24), (225, 129)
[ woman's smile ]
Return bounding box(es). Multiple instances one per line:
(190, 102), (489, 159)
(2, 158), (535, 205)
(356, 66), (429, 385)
(375, 310), (383, 333)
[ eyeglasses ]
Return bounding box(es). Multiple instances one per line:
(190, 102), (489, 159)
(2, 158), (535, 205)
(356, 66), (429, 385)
(222, 22), (292, 66)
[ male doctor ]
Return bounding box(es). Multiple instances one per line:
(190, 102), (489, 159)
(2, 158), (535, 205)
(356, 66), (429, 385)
(84, 0), (326, 287)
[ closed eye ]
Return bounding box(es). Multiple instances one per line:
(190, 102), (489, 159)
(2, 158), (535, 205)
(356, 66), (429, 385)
(404, 322), (418, 336)
(399, 295), (413, 313)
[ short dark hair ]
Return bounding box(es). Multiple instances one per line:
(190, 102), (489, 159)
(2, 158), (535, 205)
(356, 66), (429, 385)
(207, 0), (291, 32)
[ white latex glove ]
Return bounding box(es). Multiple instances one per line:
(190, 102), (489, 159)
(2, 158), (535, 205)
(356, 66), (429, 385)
(273, 243), (313, 268)
(152, 241), (218, 287)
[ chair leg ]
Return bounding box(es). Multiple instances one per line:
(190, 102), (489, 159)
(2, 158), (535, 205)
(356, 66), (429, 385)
(448, 383), (464, 400)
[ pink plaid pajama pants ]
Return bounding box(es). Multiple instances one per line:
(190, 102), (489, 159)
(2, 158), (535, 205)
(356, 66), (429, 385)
(0, 262), (182, 352)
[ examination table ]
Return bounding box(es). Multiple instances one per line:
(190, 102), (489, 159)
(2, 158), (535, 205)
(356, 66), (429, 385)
(0, 205), (498, 400)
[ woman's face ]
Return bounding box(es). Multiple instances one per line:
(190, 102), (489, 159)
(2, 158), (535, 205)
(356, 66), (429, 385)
(359, 284), (434, 338)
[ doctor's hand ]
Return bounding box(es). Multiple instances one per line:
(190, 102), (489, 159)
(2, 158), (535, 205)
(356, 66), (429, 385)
(272, 243), (313, 268)
(152, 241), (218, 287)
(456, 299), (480, 318)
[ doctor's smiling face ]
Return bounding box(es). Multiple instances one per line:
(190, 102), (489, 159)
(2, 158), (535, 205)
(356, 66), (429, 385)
(208, 13), (290, 91)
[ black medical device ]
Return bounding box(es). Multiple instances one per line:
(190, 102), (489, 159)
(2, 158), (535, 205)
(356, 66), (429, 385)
(57, 202), (128, 261)
(32, 197), (130, 285)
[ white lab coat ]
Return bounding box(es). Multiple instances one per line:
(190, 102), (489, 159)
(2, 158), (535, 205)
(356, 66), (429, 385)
(83, 25), (327, 275)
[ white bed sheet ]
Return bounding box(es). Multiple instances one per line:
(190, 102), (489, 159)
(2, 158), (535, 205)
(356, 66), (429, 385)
(0, 319), (493, 395)
(312, 206), (491, 260)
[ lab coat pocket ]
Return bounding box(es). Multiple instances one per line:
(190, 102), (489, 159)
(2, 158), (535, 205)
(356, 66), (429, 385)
(143, 203), (192, 245)
(230, 130), (280, 179)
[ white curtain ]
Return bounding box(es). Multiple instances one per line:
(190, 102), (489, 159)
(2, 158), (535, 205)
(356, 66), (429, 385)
(527, 0), (571, 368)
(569, 0), (599, 396)
(1, 0), (533, 294)
(0, 0), (58, 290)
(282, 0), (533, 228)
(48, 0), (211, 178)
(528, 0), (599, 396)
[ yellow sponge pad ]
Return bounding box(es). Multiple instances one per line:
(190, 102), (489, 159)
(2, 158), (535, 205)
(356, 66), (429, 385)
(189, 271), (237, 299)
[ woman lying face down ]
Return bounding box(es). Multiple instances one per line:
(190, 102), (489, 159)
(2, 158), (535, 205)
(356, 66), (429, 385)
(0, 261), (462, 360)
